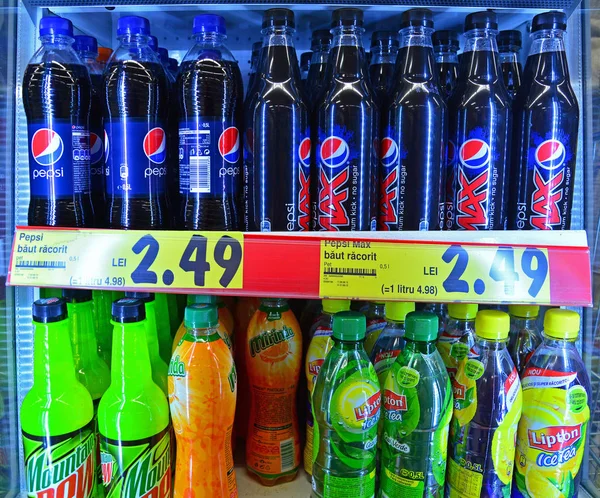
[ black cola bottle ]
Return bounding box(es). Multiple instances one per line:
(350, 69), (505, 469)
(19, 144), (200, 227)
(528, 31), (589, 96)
(369, 30), (399, 105)
(498, 30), (523, 99)
(433, 30), (460, 100)
(306, 29), (333, 107)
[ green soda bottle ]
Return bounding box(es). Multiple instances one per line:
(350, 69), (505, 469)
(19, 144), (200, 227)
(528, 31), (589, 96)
(22, 298), (97, 498)
(155, 293), (174, 364)
(125, 292), (169, 396)
(98, 298), (171, 497)
(437, 303), (478, 377)
(379, 311), (452, 497)
(311, 311), (381, 498)
(93, 290), (114, 367)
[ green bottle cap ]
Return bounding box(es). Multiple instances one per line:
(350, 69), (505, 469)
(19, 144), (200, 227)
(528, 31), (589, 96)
(404, 311), (439, 342)
(184, 304), (218, 329)
(322, 299), (351, 314)
(448, 303), (478, 320)
(187, 294), (218, 306)
(332, 311), (367, 341)
(385, 301), (416, 322)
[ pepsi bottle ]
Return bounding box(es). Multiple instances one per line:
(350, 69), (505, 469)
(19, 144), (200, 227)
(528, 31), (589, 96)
(380, 9), (446, 232)
(315, 8), (378, 232)
(498, 30), (523, 99)
(509, 11), (579, 230)
(369, 30), (399, 104)
(178, 14), (242, 231)
(447, 12), (512, 231)
(300, 52), (312, 82)
(306, 29), (332, 106)
(104, 16), (170, 229)
(24, 17), (93, 227)
(250, 9), (310, 232)
(433, 30), (460, 100)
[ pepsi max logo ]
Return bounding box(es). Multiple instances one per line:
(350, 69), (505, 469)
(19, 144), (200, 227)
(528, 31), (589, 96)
(380, 137), (399, 168)
(219, 127), (240, 164)
(535, 139), (566, 170)
(299, 137), (311, 167)
(459, 139), (490, 169)
(143, 128), (167, 164)
(320, 137), (350, 168)
(31, 128), (64, 166)
(90, 133), (103, 165)
(447, 140), (457, 164)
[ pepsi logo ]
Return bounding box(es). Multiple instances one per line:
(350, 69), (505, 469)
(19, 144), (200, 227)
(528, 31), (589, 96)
(447, 140), (457, 164)
(31, 128), (64, 166)
(143, 128), (167, 164)
(459, 139), (490, 169)
(380, 137), (399, 167)
(320, 136), (350, 168)
(219, 127), (240, 164)
(299, 137), (311, 167)
(535, 139), (566, 170)
(90, 133), (103, 164)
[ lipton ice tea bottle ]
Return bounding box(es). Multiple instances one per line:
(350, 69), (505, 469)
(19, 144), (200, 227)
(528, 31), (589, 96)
(22, 298), (97, 498)
(98, 298), (171, 497)
(437, 303), (478, 377)
(507, 304), (542, 375)
(246, 298), (302, 485)
(169, 303), (237, 497)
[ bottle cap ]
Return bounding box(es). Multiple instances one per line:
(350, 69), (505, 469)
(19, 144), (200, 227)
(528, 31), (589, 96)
(333, 311), (367, 341)
(262, 9), (295, 30)
(432, 30), (459, 49)
(322, 299), (351, 314)
(112, 298), (146, 323)
(97, 47), (113, 63)
(193, 14), (227, 35)
(311, 29), (332, 49)
(252, 41), (262, 55)
(148, 35), (158, 51)
(184, 304), (219, 329)
(508, 305), (539, 319)
(40, 17), (74, 38)
(464, 11), (498, 32)
(385, 301), (416, 322)
(532, 11), (567, 32)
(475, 310), (510, 340)
(405, 311), (438, 342)
(117, 16), (151, 37)
(301, 52), (312, 67)
(543, 309), (579, 340)
(62, 289), (93, 303)
(187, 294), (218, 305)
(33, 297), (68, 323)
(125, 291), (155, 303)
(73, 35), (98, 54)
(158, 47), (168, 64)
(331, 8), (364, 28)
(400, 9), (434, 29)
(370, 30), (399, 49)
(448, 303), (478, 320)
(498, 30), (522, 49)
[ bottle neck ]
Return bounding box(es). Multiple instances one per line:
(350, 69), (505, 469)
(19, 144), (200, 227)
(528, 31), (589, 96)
(78, 51), (98, 63)
(329, 25), (366, 77)
(111, 320), (154, 390)
(33, 320), (78, 392)
(186, 325), (221, 340)
(434, 49), (459, 65)
(260, 298), (289, 312)
(194, 32), (227, 46)
(461, 28), (501, 80)
(370, 45), (398, 66)
(40, 33), (75, 50)
(543, 336), (578, 349)
(258, 26), (298, 79)
(311, 43), (331, 63)
(476, 336), (507, 352)
(117, 32), (151, 48)
(527, 29), (569, 82)
(334, 338), (365, 351)
(404, 338), (436, 355)
(499, 51), (519, 64)
(399, 25), (436, 79)
(67, 301), (101, 370)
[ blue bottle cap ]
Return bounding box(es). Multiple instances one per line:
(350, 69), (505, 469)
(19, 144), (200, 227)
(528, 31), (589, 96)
(73, 35), (98, 54)
(62, 288), (93, 303)
(158, 47), (169, 64)
(112, 298), (146, 323)
(193, 14), (226, 35)
(39, 17), (74, 38)
(117, 16), (151, 37)
(124, 291), (155, 303)
(33, 297), (68, 323)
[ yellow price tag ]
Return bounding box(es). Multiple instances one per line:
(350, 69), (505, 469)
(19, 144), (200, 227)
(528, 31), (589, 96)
(320, 240), (551, 303)
(10, 229), (244, 290)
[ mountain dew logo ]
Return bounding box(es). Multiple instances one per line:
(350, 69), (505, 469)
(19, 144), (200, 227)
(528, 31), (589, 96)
(249, 326), (294, 357)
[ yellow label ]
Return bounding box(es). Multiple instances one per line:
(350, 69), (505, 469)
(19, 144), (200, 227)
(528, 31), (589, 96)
(319, 240), (551, 303)
(10, 229), (243, 290)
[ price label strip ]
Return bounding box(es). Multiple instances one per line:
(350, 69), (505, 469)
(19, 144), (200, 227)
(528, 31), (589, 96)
(9, 229), (243, 291)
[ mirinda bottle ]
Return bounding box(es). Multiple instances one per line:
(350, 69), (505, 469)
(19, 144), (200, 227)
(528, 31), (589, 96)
(246, 298), (302, 486)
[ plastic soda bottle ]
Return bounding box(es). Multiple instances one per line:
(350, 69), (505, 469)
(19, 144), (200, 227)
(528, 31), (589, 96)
(246, 298), (302, 485)
(514, 309), (591, 498)
(93, 290), (114, 367)
(507, 305), (542, 375)
(421, 302), (448, 337)
(437, 303), (478, 377)
(380, 311), (452, 497)
(447, 310), (522, 498)
(98, 298), (171, 497)
(364, 301), (387, 355)
(22, 298), (97, 498)
(169, 304), (237, 497)
(304, 299), (351, 476)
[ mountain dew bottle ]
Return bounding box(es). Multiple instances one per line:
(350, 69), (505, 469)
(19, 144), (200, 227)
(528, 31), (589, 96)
(447, 310), (522, 498)
(514, 309), (591, 498)
(437, 303), (478, 377)
(311, 311), (381, 498)
(98, 298), (171, 497)
(22, 298), (97, 498)
(380, 311), (452, 497)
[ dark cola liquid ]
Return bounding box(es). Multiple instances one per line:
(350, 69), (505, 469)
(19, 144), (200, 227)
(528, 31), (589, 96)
(501, 59), (522, 99)
(437, 60), (459, 100)
(306, 62), (329, 106)
(369, 62), (395, 104)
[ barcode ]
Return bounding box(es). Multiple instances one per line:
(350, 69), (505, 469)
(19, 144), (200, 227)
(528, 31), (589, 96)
(280, 438), (295, 472)
(190, 156), (210, 193)
(324, 267), (377, 277)
(15, 260), (66, 269)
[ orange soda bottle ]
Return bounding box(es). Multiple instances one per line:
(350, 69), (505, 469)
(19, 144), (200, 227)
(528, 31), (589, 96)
(246, 298), (302, 486)
(169, 303), (237, 497)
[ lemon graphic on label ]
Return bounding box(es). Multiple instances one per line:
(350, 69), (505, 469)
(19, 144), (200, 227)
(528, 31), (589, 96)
(525, 466), (565, 498)
(491, 385), (522, 485)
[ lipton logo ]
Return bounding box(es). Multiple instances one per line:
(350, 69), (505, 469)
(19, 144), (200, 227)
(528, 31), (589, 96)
(452, 377), (466, 400)
(249, 326), (295, 357)
(354, 392), (381, 421)
(383, 389), (407, 412)
(528, 425), (582, 453)
(308, 359), (324, 377)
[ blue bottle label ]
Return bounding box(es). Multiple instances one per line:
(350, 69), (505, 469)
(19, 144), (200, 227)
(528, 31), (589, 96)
(104, 119), (168, 196)
(179, 118), (241, 197)
(28, 120), (90, 197)
(89, 124), (105, 195)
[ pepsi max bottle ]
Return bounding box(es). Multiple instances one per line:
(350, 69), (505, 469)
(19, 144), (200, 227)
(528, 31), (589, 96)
(315, 9), (378, 231)
(381, 9), (446, 232)
(178, 15), (242, 231)
(251, 9), (310, 232)
(24, 17), (93, 227)
(498, 30), (523, 99)
(433, 30), (460, 100)
(74, 35), (105, 227)
(306, 29), (332, 106)
(369, 30), (399, 104)
(447, 12), (512, 231)
(509, 11), (579, 230)
(104, 16), (170, 229)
